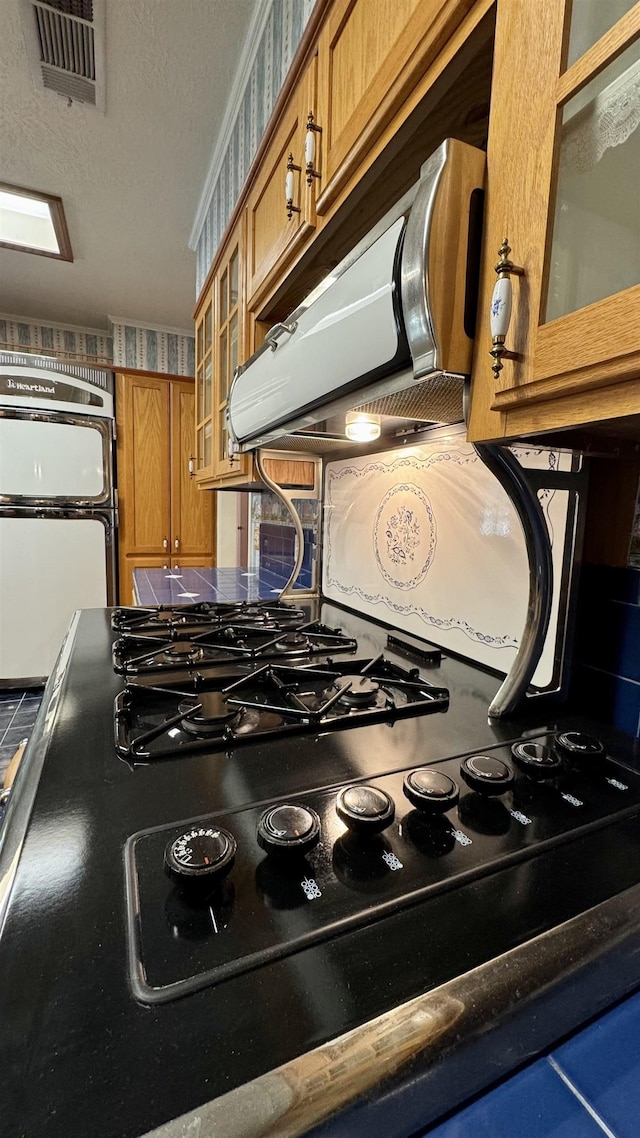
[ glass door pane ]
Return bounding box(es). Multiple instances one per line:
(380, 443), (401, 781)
(219, 327), (228, 400)
(204, 421), (212, 468)
(229, 313), (238, 380)
(545, 36), (640, 322)
(204, 357), (212, 417)
(566, 0), (637, 69)
(197, 366), (205, 421)
(204, 303), (212, 352)
(230, 249), (239, 307)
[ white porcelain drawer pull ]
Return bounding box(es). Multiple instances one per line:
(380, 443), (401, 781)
(285, 154), (301, 220)
(305, 112), (322, 185)
(489, 238), (524, 380)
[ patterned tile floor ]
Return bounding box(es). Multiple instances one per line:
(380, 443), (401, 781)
(0, 689), (43, 782)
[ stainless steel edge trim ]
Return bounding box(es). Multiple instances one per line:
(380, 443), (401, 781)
(0, 611), (81, 940)
(0, 408), (114, 507)
(400, 140), (448, 375)
(474, 444), (553, 717)
(140, 876), (640, 1138)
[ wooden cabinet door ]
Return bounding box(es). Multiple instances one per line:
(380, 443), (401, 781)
(315, 0), (475, 215)
(116, 373), (171, 556)
(194, 286), (214, 481)
(124, 556), (170, 606)
(170, 379), (215, 561)
(468, 0), (640, 442)
(246, 56), (318, 308)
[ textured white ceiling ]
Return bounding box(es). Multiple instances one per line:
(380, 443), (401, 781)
(0, 0), (256, 330)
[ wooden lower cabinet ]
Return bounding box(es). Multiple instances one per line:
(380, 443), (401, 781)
(121, 556), (170, 606)
(116, 371), (215, 604)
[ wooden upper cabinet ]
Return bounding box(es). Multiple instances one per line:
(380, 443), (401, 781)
(195, 283), (214, 480)
(314, 0), (476, 215)
(246, 55), (319, 308)
(468, 0), (640, 441)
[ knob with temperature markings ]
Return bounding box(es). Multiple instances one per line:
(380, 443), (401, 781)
(403, 768), (459, 813)
(460, 754), (514, 796)
(336, 785), (395, 835)
(257, 804), (320, 858)
(511, 741), (562, 780)
(164, 826), (236, 893)
(554, 732), (604, 765)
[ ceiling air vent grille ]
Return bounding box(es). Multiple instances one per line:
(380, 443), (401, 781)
(21, 0), (105, 110)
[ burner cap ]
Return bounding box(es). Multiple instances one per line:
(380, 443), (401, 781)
(274, 631), (310, 655)
(163, 640), (202, 663)
(327, 675), (381, 708)
(178, 691), (239, 736)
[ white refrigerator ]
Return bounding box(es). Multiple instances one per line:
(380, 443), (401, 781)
(0, 357), (117, 685)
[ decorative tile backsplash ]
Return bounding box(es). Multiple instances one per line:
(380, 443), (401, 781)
(194, 0), (314, 294)
(323, 428), (577, 690)
(110, 320), (195, 376)
(0, 314), (113, 364)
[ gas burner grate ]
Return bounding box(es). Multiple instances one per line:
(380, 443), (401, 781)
(112, 621), (358, 676)
(114, 656), (449, 762)
(110, 600), (307, 637)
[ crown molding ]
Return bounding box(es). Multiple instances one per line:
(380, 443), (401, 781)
(188, 0), (273, 251)
(108, 316), (194, 338)
(0, 312), (111, 337)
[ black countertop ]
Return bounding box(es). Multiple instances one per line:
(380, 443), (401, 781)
(1, 606), (640, 1138)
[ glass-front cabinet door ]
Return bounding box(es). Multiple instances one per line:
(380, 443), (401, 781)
(194, 287), (213, 480)
(214, 221), (252, 481)
(469, 0), (640, 441)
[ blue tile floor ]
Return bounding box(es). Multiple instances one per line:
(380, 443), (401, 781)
(422, 987), (640, 1137)
(0, 689), (43, 781)
(132, 566), (312, 607)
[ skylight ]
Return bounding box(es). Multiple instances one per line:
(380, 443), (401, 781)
(0, 184), (73, 261)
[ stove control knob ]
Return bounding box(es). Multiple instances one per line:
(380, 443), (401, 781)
(511, 741), (562, 779)
(554, 732), (605, 764)
(460, 754), (514, 796)
(336, 785), (395, 834)
(257, 804), (321, 858)
(164, 826), (236, 893)
(403, 768), (459, 813)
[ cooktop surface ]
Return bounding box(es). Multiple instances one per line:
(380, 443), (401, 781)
(3, 602), (640, 1138)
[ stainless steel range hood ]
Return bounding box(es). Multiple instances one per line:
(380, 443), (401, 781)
(228, 138), (485, 453)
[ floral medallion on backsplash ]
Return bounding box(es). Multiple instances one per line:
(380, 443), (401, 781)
(323, 428), (576, 688)
(374, 484), (436, 589)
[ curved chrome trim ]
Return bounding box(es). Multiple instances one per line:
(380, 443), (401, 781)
(0, 408), (114, 507)
(400, 141), (448, 377)
(0, 611), (81, 940)
(255, 451), (305, 597)
(474, 444), (553, 717)
(255, 450), (321, 598)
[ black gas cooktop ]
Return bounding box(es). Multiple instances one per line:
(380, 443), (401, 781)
(3, 602), (640, 1138)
